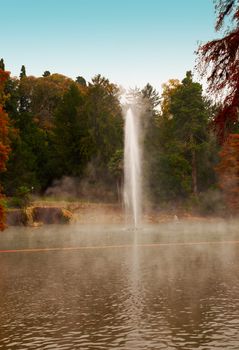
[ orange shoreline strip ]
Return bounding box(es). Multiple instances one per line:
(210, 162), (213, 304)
(0, 240), (239, 253)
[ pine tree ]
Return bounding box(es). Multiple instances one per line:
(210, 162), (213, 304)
(0, 59), (5, 71)
(20, 65), (26, 79)
(42, 70), (51, 77)
(76, 76), (86, 86)
(53, 83), (94, 177)
(151, 72), (217, 202)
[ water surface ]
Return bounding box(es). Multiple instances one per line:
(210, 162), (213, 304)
(0, 221), (239, 349)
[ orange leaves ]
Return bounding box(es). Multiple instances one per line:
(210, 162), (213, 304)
(0, 69), (10, 101)
(161, 79), (181, 115)
(0, 203), (5, 231)
(0, 107), (9, 143)
(0, 143), (10, 172)
(216, 134), (239, 213)
(0, 69), (9, 86)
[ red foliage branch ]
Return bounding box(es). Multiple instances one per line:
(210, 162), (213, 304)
(0, 107), (10, 172)
(215, 0), (239, 30)
(0, 69), (9, 95)
(197, 0), (239, 141)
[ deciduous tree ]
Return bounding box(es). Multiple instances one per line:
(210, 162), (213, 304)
(197, 0), (239, 140)
(216, 134), (239, 213)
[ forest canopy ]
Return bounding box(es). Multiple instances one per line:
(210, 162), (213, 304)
(0, 0), (239, 224)
(0, 61), (221, 213)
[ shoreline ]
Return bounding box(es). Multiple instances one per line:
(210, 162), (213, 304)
(6, 200), (228, 227)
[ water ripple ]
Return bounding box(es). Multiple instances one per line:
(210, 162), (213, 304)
(1, 225), (239, 349)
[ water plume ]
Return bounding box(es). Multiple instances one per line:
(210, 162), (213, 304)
(124, 107), (142, 228)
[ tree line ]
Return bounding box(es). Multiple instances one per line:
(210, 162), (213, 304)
(0, 1), (238, 228)
(0, 64), (124, 202)
(0, 62), (228, 212)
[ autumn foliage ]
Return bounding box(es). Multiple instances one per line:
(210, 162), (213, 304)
(0, 69), (10, 230)
(197, 0), (239, 141)
(216, 134), (239, 214)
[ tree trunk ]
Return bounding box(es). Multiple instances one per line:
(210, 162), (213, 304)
(192, 148), (197, 195)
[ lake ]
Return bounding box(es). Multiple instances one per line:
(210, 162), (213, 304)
(0, 221), (239, 349)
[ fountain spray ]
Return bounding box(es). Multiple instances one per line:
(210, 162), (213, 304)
(124, 107), (142, 228)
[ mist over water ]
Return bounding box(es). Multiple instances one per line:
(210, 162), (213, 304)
(124, 107), (142, 228)
(1, 222), (239, 349)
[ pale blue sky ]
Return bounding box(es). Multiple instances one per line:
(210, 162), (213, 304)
(1, 0), (218, 89)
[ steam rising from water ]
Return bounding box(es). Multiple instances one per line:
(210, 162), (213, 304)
(2, 222), (239, 349)
(124, 108), (142, 228)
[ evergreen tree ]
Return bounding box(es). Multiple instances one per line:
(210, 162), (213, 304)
(0, 69), (10, 229)
(169, 71), (208, 194)
(0, 58), (5, 71)
(1, 107), (50, 194)
(52, 83), (94, 178)
(76, 76), (86, 86)
(86, 75), (123, 167)
(42, 70), (51, 77)
(1, 68), (51, 193)
(150, 72), (218, 202)
(19, 65), (26, 79)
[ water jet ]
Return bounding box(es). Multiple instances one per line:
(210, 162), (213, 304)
(124, 107), (142, 228)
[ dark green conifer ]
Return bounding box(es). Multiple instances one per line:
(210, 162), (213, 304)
(20, 65), (26, 79)
(0, 58), (5, 70)
(42, 70), (51, 77)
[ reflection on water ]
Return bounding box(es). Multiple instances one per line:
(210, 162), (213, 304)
(0, 221), (239, 349)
